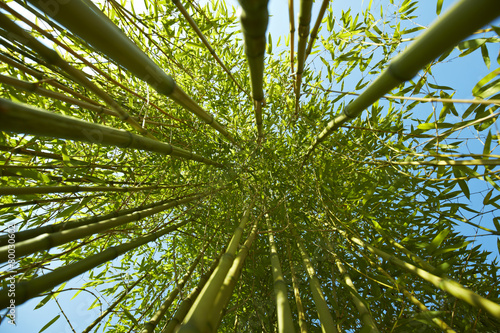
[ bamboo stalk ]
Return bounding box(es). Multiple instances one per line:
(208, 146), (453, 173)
(0, 184), (179, 196)
(294, 0), (314, 116)
(141, 241), (210, 333)
(82, 274), (149, 333)
(209, 220), (260, 331)
(336, 229), (500, 320)
(0, 220), (188, 309)
(288, 0), (295, 73)
(305, 0), (330, 59)
(0, 194), (94, 210)
(266, 217), (295, 333)
(24, 0), (238, 146)
(161, 258), (220, 333)
(293, 229), (337, 333)
(0, 98), (224, 167)
(171, 0), (249, 97)
(0, 192), (210, 262)
(0, 11), (156, 140)
(177, 198), (256, 332)
(329, 245), (379, 332)
(238, 0), (269, 138)
(305, 0), (500, 158)
(287, 240), (308, 333)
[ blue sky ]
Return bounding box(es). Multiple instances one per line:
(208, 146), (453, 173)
(1, 0), (499, 332)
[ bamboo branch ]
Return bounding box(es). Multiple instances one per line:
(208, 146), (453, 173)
(305, 0), (330, 59)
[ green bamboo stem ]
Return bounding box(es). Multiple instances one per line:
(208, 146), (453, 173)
(266, 217), (295, 333)
(294, 0), (314, 116)
(82, 274), (149, 333)
(161, 258), (220, 333)
(361, 254), (456, 332)
(288, 0), (295, 73)
(0, 11), (155, 140)
(25, 0), (238, 146)
(293, 229), (337, 333)
(0, 220), (188, 309)
(0, 192), (210, 262)
(337, 229), (500, 320)
(209, 220), (260, 331)
(287, 240), (308, 333)
(305, 0), (500, 158)
(329, 247), (379, 333)
(141, 241), (210, 333)
(177, 198), (256, 333)
(0, 194), (94, 210)
(0, 98), (224, 167)
(0, 184), (178, 196)
(238, 0), (269, 138)
(171, 0), (249, 97)
(305, 0), (329, 59)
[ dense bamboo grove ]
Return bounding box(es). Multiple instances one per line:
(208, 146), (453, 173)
(0, 0), (500, 332)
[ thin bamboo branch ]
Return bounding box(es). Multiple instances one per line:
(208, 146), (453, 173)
(140, 241), (210, 333)
(81, 274), (149, 333)
(0, 98), (224, 167)
(305, 0), (329, 59)
(171, 0), (249, 97)
(305, 0), (500, 159)
(0, 220), (189, 308)
(0, 184), (181, 196)
(24, 0), (239, 146)
(0, 194), (95, 210)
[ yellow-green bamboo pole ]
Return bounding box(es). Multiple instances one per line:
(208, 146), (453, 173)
(305, 0), (329, 59)
(171, 0), (249, 97)
(336, 229), (500, 320)
(237, 0), (269, 139)
(24, 0), (238, 146)
(0, 220), (188, 308)
(0, 11), (155, 140)
(141, 241), (210, 333)
(266, 217), (295, 333)
(161, 258), (220, 333)
(208, 220), (260, 331)
(287, 240), (308, 333)
(177, 198), (256, 332)
(0, 184), (175, 196)
(82, 274), (149, 333)
(0, 98), (224, 168)
(0, 192), (211, 262)
(294, 0), (314, 116)
(329, 245), (379, 333)
(305, 0), (500, 158)
(293, 229), (337, 333)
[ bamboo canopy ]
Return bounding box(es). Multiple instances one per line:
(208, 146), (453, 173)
(0, 0), (499, 331)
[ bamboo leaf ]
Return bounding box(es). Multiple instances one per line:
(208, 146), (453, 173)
(39, 315), (60, 333)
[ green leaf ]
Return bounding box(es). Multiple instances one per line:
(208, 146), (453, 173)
(436, 0), (443, 15)
(39, 315), (60, 333)
(34, 293), (52, 310)
(428, 229), (450, 253)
